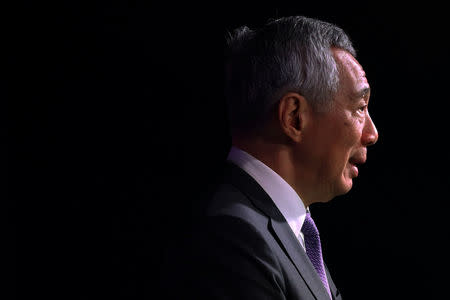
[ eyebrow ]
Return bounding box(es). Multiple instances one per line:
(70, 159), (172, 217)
(353, 87), (371, 100)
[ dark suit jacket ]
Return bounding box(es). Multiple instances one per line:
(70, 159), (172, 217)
(164, 161), (342, 300)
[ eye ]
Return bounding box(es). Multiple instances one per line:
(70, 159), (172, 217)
(358, 104), (367, 112)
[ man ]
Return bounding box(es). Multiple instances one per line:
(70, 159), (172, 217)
(165, 16), (378, 299)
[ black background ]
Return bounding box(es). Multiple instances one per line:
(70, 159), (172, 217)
(9, 2), (450, 299)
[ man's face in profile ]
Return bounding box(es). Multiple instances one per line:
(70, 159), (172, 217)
(301, 49), (378, 200)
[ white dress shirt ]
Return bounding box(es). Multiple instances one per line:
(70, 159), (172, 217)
(227, 146), (308, 250)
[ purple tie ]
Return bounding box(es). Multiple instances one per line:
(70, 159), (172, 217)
(301, 212), (332, 299)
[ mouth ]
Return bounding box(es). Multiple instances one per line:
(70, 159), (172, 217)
(349, 163), (359, 177)
(348, 156), (366, 177)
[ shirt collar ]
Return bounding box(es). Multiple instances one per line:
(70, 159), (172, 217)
(227, 146), (307, 239)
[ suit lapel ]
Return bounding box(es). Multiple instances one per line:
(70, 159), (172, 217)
(224, 162), (332, 300)
(270, 217), (332, 300)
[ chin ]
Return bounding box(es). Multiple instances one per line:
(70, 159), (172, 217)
(335, 177), (353, 196)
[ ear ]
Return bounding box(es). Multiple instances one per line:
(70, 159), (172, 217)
(278, 92), (309, 143)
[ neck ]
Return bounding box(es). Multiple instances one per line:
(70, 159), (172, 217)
(232, 136), (322, 207)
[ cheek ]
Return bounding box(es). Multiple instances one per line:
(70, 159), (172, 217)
(309, 114), (361, 171)
(330, 122), (361, 171)
(342, 119), (363, 147)
(318, 136), (351, 175)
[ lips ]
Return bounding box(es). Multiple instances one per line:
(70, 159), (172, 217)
(349, 156), (366, 166)
(348, 154), (367, 177)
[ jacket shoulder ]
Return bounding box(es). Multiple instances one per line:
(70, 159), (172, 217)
(206, 182), (268, 225)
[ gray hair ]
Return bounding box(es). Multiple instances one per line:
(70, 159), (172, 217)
(225, 16), (356, 134)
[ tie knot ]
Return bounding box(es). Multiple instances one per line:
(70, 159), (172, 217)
(301, 212), (319, 239)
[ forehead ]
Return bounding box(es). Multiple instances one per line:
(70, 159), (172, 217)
(332, 48), (369, 94)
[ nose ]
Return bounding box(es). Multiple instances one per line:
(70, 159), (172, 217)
(362, 112), (378, 146)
